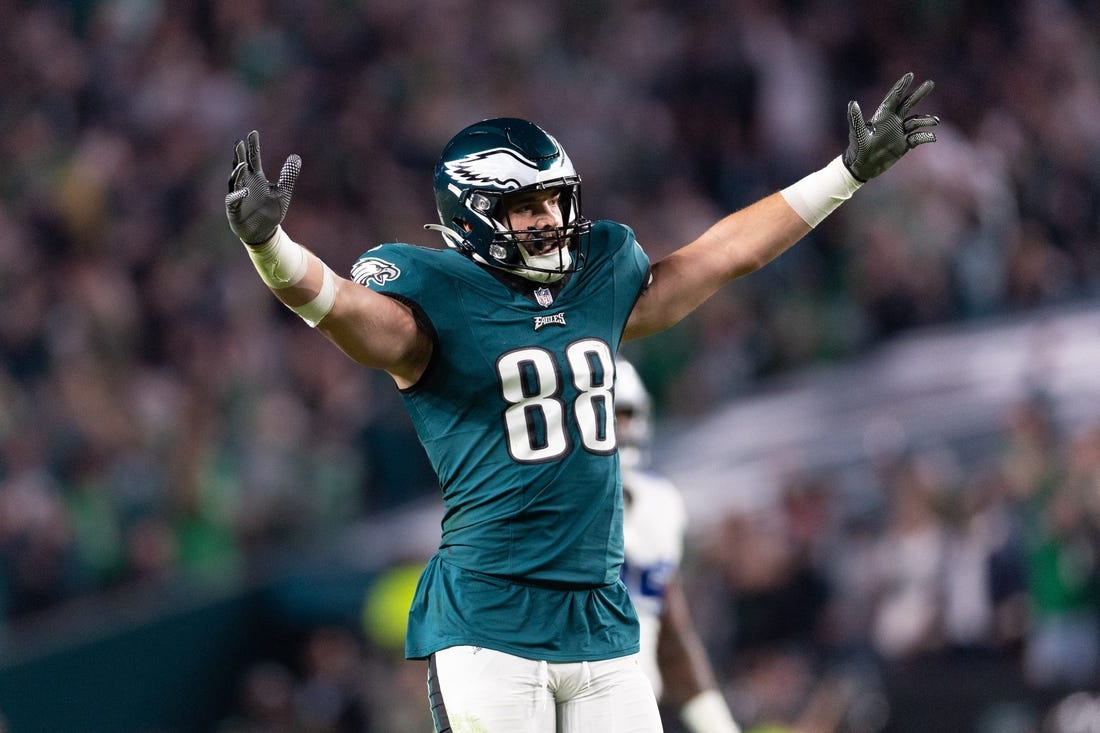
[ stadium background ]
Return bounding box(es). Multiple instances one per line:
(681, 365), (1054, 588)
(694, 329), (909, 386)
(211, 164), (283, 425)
(2, 0), (1100, 730)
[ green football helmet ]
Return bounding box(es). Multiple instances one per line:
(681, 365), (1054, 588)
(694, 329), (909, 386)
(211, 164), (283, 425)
(427, 118), (591, 283)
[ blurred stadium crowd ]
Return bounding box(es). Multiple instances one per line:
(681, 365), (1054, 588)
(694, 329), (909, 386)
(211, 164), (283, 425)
(682, 391), (1100, 732)
(3, 0), (1100, 731)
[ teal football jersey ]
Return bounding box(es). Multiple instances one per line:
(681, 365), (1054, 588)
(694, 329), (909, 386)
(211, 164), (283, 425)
(352, 220), (651, 661)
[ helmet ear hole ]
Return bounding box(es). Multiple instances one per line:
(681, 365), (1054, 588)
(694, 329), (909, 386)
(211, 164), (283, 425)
(469, 193), (494, 214)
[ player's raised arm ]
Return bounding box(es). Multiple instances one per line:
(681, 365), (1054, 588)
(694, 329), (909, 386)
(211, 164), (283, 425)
(625, 72), (938, 340)
(224, 131), (432, 387)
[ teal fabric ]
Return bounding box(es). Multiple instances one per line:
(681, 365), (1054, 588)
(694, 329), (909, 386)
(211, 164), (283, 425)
(353, 221), (650, 660)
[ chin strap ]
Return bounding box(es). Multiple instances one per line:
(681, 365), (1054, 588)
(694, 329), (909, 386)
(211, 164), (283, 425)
(424, 224), (568, 283)
(515, 249), (569, 283)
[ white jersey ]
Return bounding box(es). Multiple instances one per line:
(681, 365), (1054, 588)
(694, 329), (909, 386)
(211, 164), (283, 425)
(620, 468), (688, 699)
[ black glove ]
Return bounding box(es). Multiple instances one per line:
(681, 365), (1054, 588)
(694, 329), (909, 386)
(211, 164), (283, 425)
(843, 72), (939, 182)
(225, 130), (301, 245)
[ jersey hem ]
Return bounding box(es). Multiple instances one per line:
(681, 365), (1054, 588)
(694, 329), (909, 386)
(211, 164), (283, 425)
(407, 640), (641, 663)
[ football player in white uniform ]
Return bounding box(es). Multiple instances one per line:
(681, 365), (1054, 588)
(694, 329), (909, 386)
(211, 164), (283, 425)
(617, 359), (741, 733)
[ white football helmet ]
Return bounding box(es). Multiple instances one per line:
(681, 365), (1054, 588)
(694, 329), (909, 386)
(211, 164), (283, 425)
(615, 358), (652, 470)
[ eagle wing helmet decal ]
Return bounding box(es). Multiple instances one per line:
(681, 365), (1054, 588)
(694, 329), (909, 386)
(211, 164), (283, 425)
(443, 144), (573, 190)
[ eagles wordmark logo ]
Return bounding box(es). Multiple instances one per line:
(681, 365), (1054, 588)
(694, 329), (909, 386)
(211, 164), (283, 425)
(351, 257), (401, 287)
(533, 312), (567, 330)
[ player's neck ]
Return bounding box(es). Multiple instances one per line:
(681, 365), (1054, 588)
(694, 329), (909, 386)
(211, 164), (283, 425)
(482, 265), (573, 306)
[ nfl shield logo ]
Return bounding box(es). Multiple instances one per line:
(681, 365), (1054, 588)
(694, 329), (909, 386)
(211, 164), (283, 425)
(534, 287), (554, 307)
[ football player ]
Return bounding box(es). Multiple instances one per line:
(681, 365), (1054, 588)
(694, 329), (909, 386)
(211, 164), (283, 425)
(616, 359), (741, 733)
(225, 73), (937, 732)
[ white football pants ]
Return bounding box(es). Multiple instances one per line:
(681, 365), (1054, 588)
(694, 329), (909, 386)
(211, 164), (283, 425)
(428, 645), (663, 732)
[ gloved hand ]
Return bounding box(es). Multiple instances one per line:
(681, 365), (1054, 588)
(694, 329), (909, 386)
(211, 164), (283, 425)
(843, 72), (939, 182)
(225, 130), (302, 245)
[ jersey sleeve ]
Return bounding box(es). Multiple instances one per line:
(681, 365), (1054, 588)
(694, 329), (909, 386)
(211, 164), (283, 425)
(350, 243), (429, 298)
(587, 221), (652, 332)
(607, 221), (652, 297)
(628, 233), (653, 294)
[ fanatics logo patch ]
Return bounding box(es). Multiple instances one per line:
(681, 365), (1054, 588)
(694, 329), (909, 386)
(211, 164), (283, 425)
(533, 312), (567, 330)
(351, 257), (401, 287)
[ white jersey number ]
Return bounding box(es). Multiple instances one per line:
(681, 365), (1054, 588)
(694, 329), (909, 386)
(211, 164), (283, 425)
(497, 340), (616, 463)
